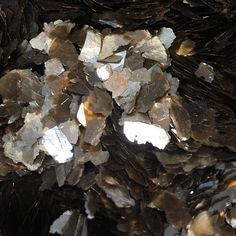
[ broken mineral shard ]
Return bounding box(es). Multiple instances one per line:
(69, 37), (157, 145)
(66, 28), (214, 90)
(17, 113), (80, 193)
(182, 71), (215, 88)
(29, 32), (52, 53)
(195, 62), (215, 83)
(104, 68), (131, 98)
(49, 210), (85, 235)
(59, 120), (80, 144)
(2, 112), (44, 171)
(43, 20), (75, 40)
(96, 64), (113, 81)
(123, 121), (170, 149)
(79, 30), (101, 63)
(97, 167), (135, 208)
(148, 97), (171, 131)
(98, 34), (131, 60)
(115, 81), (141, 113)
(176, 39), (195, 57)
(158, 27), (176, 49)
(139, 36), (167, 63)
(42, 126), (73, 163)
(170, 96), (191, 141)
(45, 58), (65, 76)
(109, 50), (126, 72)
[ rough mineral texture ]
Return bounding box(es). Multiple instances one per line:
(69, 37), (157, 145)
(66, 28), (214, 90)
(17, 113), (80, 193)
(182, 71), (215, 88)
(0, 1), (236, 236)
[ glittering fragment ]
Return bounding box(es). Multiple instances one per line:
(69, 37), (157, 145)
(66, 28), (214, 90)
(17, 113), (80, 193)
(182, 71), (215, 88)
(77, 103), (87, 127)
(49, 40), (78, 68)
(131, 67), (152, 84)
(45, 58), (65, 76)
(59, 120), (80, 144)
(43, 19), (75, 39)
(77, 89), (112, 145)
(29, 32), (52, 53)
(125, 53), (144, 71)
(0, 70), (43, 104)
(84, 118), (106, 146)
(123, 121), (170, 149)
(176, 39), (195, 56)
(42, 126), (73, 163)
(98, 34), (131, 60)
(136, 66), (170, 112)
(79, 30), (102, 63)
(148, 97), (171, 131)
(89, 88), (113, 117)
(2, 112), (44, 171)
(187, 211), (232, 236)
(104, 68), (131, 98)
(170, 96), (191, 141)
(97, 167), (135, 208)
(130, 30), (152, 49)
(49, 210), (87, 236)
(195, 62), (215, 83)
(148, 191), (191, 230)
(74, 144), (109, 166)
(167, 74), (179, 95)
(96, 64), (113, 81)
(115, 81), (141, 113)
(109, 50), (126, 72)
(139, 36), (167, 63)
(119, 112), (150, 126)
(226, 207), (236, 228)
(158, 27), (176, 49)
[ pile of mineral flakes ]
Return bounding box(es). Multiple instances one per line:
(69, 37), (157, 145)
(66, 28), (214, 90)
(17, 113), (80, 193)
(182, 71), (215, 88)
(0, 20), (236, 236)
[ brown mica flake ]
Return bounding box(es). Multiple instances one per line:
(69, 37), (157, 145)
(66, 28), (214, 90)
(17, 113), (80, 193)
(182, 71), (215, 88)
(136, 66), (170, 113)
(148, 96), (171, 131)
(148, 191), (191, 230)
(49, 40), (78, 68)
(45, 58), (65, 76)
(170, 96), (191, 141)
(104, 68), (131, 98)
(79, 29), (102, 63)
(176, 39), (196, 57)
(97, 167), (135, 208)
(115, 81), (141, 114)
(139, 36), (167, 63)
(83, 118), (106, 146)
(77, 88), (112, 146)
(195, 62), (215, 83)
(98, 34), (131, 60)
(188, 211), (234, 236)
(191, 108), (216, 144)
(0, 70), (43, 104)
(43, 20), (75, 40)
(125, 53), (144, 71)
(44, 75), (69, 96)
(74, 143), (109, 166)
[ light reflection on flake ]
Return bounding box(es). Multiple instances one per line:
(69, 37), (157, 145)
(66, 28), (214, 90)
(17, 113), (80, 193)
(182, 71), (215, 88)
(109, 51), (126, 72)
(123, 121), (170, 149)
(79, 30), (101, 63)
(96, 64), (113, 81)
(77, 103), (87, 126)
(158, 27), (176, 49)
(49, 210), (73, 234)
(42, 126), (73, 163)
